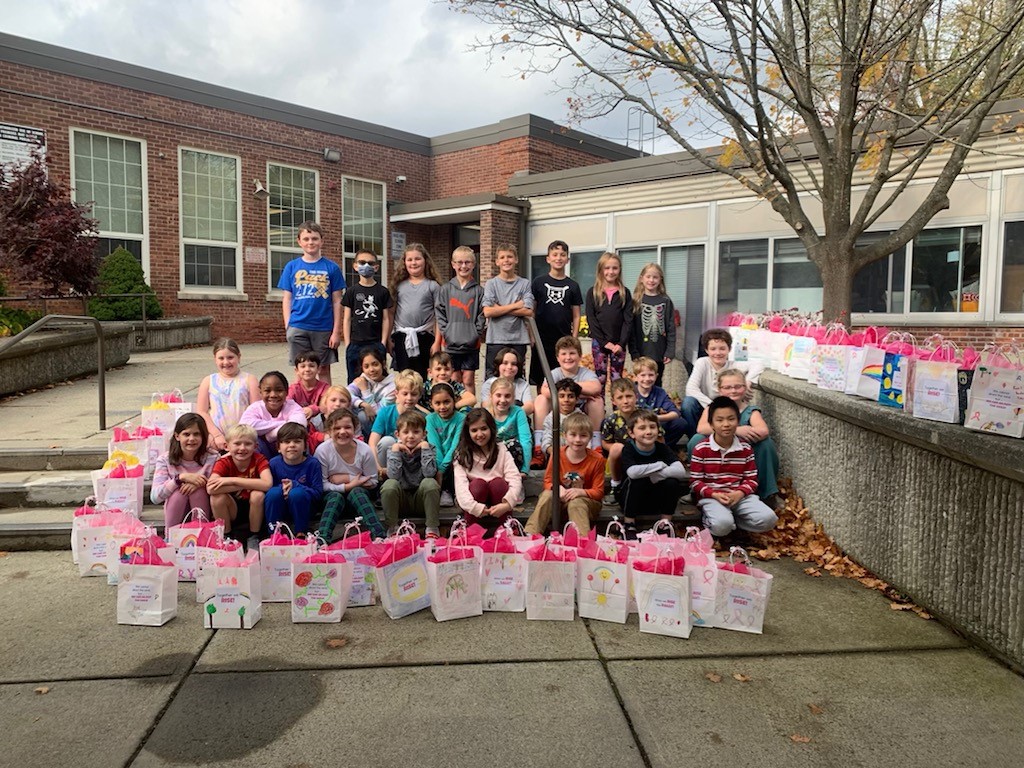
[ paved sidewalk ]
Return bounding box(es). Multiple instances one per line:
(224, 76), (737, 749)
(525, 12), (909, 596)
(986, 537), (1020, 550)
(2, 551), (1022, 767)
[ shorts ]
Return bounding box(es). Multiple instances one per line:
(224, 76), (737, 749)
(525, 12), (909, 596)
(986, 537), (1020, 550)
(231, 494), (251, 520)
(286, 326), (339, 366)
(447, 350), (479, 371)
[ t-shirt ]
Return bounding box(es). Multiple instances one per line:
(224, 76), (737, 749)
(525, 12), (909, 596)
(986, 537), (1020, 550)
(342, 282), (393, 344)
(393, 279), (439, 329)
(370, 404), (401, 437)
(212, 453), (270, 499)
(543, 447), (605, 501)
(483, 275), (534, 344)
(277, 256), (346, 332)
(532, 275), (582, 341)
(601, 410), (665, 444)
(550, 365), (599, 389)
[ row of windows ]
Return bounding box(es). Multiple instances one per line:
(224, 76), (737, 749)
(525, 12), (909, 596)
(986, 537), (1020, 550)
(69, 129), (385, 293)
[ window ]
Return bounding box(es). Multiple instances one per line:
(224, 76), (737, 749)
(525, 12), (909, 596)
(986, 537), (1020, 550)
(1002, 221), (1024, 313)
(268, 164), (317, 289)
(717, 239), (768, 316)
(772, 239), (822, 313)
(72, 130), (146, 271)
(568, 250), (603, 288)
(342, 177), (385, 286)
(662, 244), (705, 362)
(618, 247), (657, 294)
(852, 232), (906, 313)
(180, 149), (239, 290)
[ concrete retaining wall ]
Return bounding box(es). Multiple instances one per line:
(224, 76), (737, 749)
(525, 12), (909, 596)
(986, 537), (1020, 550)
(126, 317), (212, 352)
(0, 326), (132, 397)
(756, 371), (1024, 669)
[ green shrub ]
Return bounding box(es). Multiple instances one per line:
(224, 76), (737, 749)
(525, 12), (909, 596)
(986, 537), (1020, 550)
(87, 248), (163, 321)
(0, 306), (42, 337)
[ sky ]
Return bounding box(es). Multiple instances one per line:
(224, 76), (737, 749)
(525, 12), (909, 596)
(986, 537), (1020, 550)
(0, 0), (662, 151)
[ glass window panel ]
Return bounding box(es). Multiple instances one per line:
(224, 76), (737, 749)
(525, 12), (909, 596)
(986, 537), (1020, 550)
(772, 239), (822, 313)
(343, 177), (384, 257)
(663, 244), (705, 363)
(184, 244), (236, 287)
(717, 239), (768, 316)
(568, 250), (603, 287)
(618, 248), (657, 295)
(93, 237), (142, 262)
(851, 231), (906, 313)
(73, 131), (144, 239)
(909, 226), (981, 312)
(1001, 221), (1024, 313)
(269, 165), (317, 251)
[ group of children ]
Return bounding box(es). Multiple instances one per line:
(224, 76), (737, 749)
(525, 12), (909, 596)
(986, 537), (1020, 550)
(148, 220), (782, 547)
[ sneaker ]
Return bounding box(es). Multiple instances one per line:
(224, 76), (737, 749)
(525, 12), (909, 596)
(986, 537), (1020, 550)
(603, 495), (619, 506)
(246, 535), (260, 553)
(530, 446), (547, 469)
(623, 521), (638, 541)
(440, 490), (455, 508)
(425, 528), (440, 540)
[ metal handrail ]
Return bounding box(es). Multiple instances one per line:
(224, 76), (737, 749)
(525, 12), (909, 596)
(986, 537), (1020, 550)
(0, 315), (107, 430)
(525, 316), (561, 530)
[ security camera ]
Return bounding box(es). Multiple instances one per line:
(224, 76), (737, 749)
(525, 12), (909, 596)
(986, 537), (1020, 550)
(252, 179), (270, 200)
(396, 175), (407, 183)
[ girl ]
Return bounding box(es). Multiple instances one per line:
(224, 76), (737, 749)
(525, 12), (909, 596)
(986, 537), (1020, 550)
(687, 368), (780, 502)
(313, 407), (385, 541)
(239, 371), (306, 459)
(453, 408), (523, 534)
(486, 377), (532, 475)
(348, 346), (396, 439)
(480, 347), (535, 417)
(426, 383), (465, 509)
(196, 338), (261, 451)
(631, 263), (677, 387)
(388, 243), (441, 378)
(585, 252), (633, 387)
(150, 413), (220, 529)
(311, 385), (353, 433)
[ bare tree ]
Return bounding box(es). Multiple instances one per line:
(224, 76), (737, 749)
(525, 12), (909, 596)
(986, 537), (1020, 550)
(448, 0), (1024, 322)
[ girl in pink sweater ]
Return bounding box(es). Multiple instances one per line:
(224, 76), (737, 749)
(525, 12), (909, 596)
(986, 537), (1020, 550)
(453, 408), (523, 535)
(239, 371), (306, 458)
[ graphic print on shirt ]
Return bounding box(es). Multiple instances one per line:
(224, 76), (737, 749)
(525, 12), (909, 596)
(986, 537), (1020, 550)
(641, 302), (666, 343)
(450, 295), (476, 320)
(544, 283), (570, 306)
(293, 269), (330, 299)
(355, 291), (379, 322)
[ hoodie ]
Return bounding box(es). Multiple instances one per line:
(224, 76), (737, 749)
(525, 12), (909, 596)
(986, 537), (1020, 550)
(435, 276), (486, 354)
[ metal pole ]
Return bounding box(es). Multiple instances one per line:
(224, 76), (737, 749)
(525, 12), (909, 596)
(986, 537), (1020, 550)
(525, 316), (561, 530)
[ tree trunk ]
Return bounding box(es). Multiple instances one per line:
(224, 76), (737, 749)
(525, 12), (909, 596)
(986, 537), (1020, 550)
(818, 250), (855, 329)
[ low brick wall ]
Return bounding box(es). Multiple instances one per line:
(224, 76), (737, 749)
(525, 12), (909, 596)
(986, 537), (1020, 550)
(0, 326), (132, 397)
(756, 371), (1024, 669)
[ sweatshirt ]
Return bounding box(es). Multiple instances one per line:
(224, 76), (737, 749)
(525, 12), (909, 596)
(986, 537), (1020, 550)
(543, 447), (605, 501)
(435, 277), (486, 353)
(386, 444), (438, 492)
(585, 286), (633, 350)
(631, 294), (676, 361)
(269, 455), (323, 497)
(427, 410), (465, 475)
(239, 398), (306, 442)
(492, 405), (532, 473)
(150, 450), (220, 504)
(689, 435), (758, 499)
(619, 441), (689, 484)
(453, 443), (524, 517)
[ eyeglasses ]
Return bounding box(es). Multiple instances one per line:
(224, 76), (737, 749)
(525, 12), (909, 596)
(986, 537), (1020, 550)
(453, 260), (475, 266)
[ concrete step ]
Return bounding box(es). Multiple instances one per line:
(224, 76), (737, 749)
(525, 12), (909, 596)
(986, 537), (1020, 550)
(0, 469), (151, 507)
(0, 446), (110, 472)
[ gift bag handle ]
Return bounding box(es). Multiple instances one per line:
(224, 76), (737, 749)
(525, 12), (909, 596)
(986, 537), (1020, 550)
(604, 515), (626, 541)
(561, 520), (583, 540)
(651, 518), (675, 537)
(504, 518), (527, 537)
(728, 545), (753, 568)
(396, 519), (417, 538)
(270, 521), (297, 542)
(342, 517), (364, 541)
(182, 507), (210, 524)
(683, 525), (703, 544)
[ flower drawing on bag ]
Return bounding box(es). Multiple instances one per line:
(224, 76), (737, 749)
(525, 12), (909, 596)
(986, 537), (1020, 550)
(319, 601), (335, 615)
(295, 570), (313, 588)
(445, 574), (469, 599)
(295, 595), (309, 608)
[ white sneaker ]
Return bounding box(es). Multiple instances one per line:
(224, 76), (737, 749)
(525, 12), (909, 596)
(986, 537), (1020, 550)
(440, 490), (455, 508)
(246, 535), (260, 553)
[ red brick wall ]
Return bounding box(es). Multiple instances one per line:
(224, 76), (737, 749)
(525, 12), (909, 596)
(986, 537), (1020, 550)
(479, 210), (522, 282)
(854, 325), (1024, 350)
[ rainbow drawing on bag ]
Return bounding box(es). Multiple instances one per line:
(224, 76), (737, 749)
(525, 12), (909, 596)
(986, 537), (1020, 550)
(861, 364), (884, 381)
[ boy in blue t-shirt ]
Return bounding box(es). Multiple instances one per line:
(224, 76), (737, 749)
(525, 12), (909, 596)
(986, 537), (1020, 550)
(265, 423), (322, 535)
(277, 221), (346, 383)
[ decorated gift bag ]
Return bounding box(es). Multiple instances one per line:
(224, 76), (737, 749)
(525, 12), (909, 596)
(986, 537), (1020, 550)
(524, 539), (577, 621)
(110, 423), (166, 473)
(292, 552), (354, 623)
(196, 538), (244, 602)
(427, 545), (483, 622)
(480, 524), (527, 612)
(781, 326), (817, 380)
(814, 326), (854, 392)
(115, 531), (175, 588)
(117, 543), (178, 627)
(853, 345), (887, 401)
(71, 497), (120, 565)
(167, 509), (224, 582)
(907, 346), (960, 424)
(151, 390), (195, 420)
(680, 526), (718, 628)
(747, 328), (774, 366)
(326, 521), (377, 607)
(964, 365), (1024, 438)
(576, 539), (629, 624)
(713, 547), (774, 634)
(104, 515), (149, 585)
(363, 525), (431, 619)
(503, 518), (544, 554)
(76, 509), (136, 578)
(597, 518), (640, 614)
(139, 397), (178, 436)
(203, 550), (262, 629)
(632, 550), (691, 639)
(877, 333), (917, 409)
(90, 458), (145, 516)
(260, 524), (316, 602)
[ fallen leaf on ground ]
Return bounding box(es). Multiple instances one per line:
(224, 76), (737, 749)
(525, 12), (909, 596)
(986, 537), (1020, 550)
(804, 567), (821, 577)
(34, 686), (49, 695)
(0, 551), (8, 557)
(732, 673), (752, 682)
(790, 734), (812, 744)
(807, 703), (824, 715)
(890, 602), (913, 611)
(324, 636), (348, 649)
(704, 672), (722, 683)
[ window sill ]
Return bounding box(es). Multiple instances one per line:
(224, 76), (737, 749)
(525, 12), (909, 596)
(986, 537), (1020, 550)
(177, 290), (249, 302)
(265, 292), (284, 303)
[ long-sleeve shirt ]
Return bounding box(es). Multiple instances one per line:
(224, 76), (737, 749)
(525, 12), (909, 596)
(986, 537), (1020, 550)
(453, 443), (524, 518)
(493, 405), (531, 472)
(543, 447), (605, 501)
(150, 450), (220, 504)
(269, 455), (323, 498)
(239, 398), (306, 441)
(635, 385), (679, 416)
(314, 439), (379, 493)
(689, 435), (758, 499)
(348, 373), (396, 410)
(631, 294), (676, 361)
(386, 444), (437, 491)
(427, 410), (465, 475)
(585, 286), (633, 350)
(288, 379), (330, 416)
(619, 441), (689, 484)
(684, 358), (764, 408)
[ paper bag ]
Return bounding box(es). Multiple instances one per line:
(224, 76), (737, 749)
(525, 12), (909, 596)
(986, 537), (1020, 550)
(633, 567), (692, 638)
(90, 468), (144, 517)
(427, 550), (483, 622)
(878, 351), (908, 408)
(525, 559), (576, 621)
(117, 559), (178, 626)
(908, 359), (959, 423)
(203, 553), (262, 629)
(713, 549), (773, 634)
(853, 346), (886, 400)
(292, 555), (354, 623)
(481, 551), (527, 612)
(376, 549), (431, 619)
(167, 514), (224, 582)
(576, 557), (628, 624)
(964, 367), (1024, 437)
(260, 537), (317, 602)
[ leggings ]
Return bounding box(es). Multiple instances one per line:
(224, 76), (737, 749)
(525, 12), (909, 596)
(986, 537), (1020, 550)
(463, 477), (512, 535)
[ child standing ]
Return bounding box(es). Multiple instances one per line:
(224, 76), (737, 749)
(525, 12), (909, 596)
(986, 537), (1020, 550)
(289, 352), (330, 422)
(533, 335), (604, 454)
(277, 221), (345, 383)
(525, 412), (605, 535)
(530, 240), (583, 389)
(615, 410), (688, 539)
(196, 338), (261, 451)
(381, 411), (442, 538)
(631, 263), (676, 387)
(240, 371), (306, 459)
(315, 408), (384, 541)
(633, 356), (689, 447)
(151, 413), (220, 530)
(481, 347), (534, 417)
(208, 424), (272, 551)
(539, 378), (583, 462)
(486, 377), (532, 474)
(426, 383), (465, 509)
(453, 408), (524, 534)
(602, 378), (663, 502)
(368, 369), (424, 469)
(435, 246), (485, 395)
(584, 252), (632, 387)
(265, 422), (322, 535)
(690, 396), (778, 538)
(420, 351), (476, 411)
(389, 243), (441, 379)
(342, 248), (392, 383)
(347, 347), (396, 439)
(482, 243), (534, 379)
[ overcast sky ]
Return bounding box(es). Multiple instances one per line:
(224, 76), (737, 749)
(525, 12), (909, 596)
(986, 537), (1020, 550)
(0, 0), (664, 150)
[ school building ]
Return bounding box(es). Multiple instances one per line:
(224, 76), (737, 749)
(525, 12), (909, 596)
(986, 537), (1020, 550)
(2, 31), (1022, 357)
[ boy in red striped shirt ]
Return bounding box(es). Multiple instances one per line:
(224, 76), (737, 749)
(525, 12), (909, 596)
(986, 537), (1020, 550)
(690, 396), (777, 538)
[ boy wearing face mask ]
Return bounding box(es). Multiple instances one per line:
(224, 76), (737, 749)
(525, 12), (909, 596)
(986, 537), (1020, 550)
(342, 248), (393, 384)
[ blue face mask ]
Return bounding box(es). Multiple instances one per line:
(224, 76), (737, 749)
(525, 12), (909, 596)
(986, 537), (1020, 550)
(355, 263), (376, 278)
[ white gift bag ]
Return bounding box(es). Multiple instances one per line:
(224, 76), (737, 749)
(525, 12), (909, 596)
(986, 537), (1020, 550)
(203, 552), (262, 629)
(964, 366), (1024, 438)
(713, 547), (774, 634)
(680, 527), (718, 628)
(167, 510), (224, 582)
(481, 550), (527, 612)
(326, 522), (377, 607)
(90, 468), (144, 517)
(427, 549), (483, 622)
(259, 525), (316, 603)
(908, 359), (960, 423)
(291, 555), (354, 623)
(76, 511), (131, 577)
(376, 548), (431, 619)
(576, 556), (629, 624)
(525, 542), (577, 621)
(117, 557), (178, 626)
(633, 565), (692, 639)
(195, 540), (243, 602)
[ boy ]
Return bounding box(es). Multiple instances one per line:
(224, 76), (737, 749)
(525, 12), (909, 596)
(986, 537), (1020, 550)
(420, 351), (476, 411)
(530, 240), (582, 388)
(533, 335), (604, 455)
(368, 369), (424, 469)
(315, 408), (384, 541)
(539, 378), (583, 460)
(682, 328), (763, 434)
(381, 410), (441, 538)
(633, 356), (688, 447)
(689, 396), (778, 539)
(208, 424), (273, 552)
(525, 412), (605, 536)
(435, 246), (485, 394)
(265, 422), (322, 535)
(277, 221), (346, 383)
(602, 377), (664, 502)
(615, 410), (688, 539)
(482, 243), (534, 379)
(341, 248), (392, 384)
(289, 352), (329, 421)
